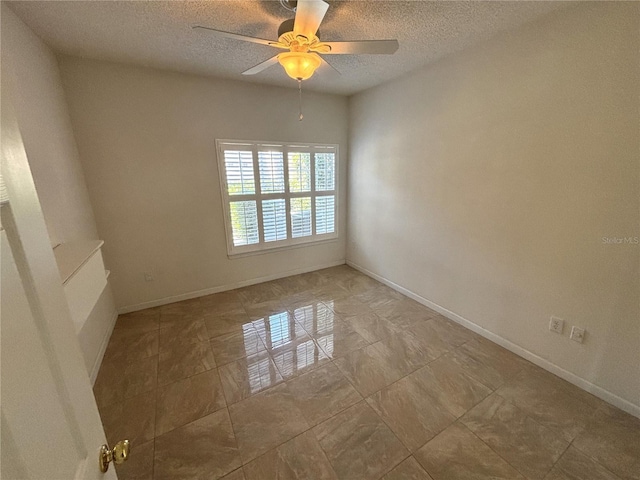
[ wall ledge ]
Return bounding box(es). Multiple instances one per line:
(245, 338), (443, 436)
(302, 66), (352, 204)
(347, 260), (640, 419)
(117, 259), (346, 314)
(53, 240), (103, 284)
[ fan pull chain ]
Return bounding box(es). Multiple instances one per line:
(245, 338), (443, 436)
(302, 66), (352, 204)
(298, 79), (304, 121)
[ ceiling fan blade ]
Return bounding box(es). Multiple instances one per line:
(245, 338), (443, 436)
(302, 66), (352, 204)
(293, 0), (329, 40)
(192, 25), (280, 47)
(321, 39), (399, 55)
(318, 56), (341, 76)
(242, 56), (279, 75)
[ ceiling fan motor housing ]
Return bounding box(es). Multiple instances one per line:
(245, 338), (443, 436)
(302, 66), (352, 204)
(278, 18), (320, 43)
(278, 18), (296, 38)
(192, 0), (399, 80)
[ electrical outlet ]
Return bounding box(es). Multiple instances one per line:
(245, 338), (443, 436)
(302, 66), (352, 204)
(549, 316), (564, 334)
(144, 272), (154, 282)
(570, 326), (585, 343)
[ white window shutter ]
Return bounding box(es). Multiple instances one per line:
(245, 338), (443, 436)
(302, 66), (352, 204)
(217, 140), (338, 255)
(224, 150), (255, 195)
(229, 200), (259, 246)
(315, 196), (335, 235)
(258, 151), (285, 194)
(288, 152), (311, 193)
(262, 199), (287, 242)
(291, 197), (312, 238)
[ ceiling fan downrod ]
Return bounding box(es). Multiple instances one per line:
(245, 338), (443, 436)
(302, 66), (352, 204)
(279, 0), (297, 13)
(298, 79), (304, 121)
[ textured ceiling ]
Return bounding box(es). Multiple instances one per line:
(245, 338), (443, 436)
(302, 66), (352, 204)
(7, 1), (567, 95)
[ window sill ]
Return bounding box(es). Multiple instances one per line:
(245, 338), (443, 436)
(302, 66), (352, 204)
(227, 237), (339, 259)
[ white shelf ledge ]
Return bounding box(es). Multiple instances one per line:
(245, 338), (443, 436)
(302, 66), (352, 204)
(53, 240), (107, 333)
(54, 240), (104, 285)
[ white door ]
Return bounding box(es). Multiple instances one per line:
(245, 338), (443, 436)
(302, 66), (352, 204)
(1, 71), (118, 480)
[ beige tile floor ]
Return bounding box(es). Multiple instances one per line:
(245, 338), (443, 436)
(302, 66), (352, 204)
(94, 265), (640, 480)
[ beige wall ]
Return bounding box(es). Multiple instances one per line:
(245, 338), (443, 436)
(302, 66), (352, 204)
(58, 58), (348, 311)
(2, 6), (118, 379)
(9, 0), (636, 409)
(348, 3), (639, 410)
(1, 5), (99, 247)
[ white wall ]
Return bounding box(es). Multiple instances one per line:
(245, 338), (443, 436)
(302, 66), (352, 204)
(77, 287), (117, 382)
(348, 3), (639, 411)
(1, 5), (118, 379)
(1, 5), (98, 247)
(58, 58), (348, 311)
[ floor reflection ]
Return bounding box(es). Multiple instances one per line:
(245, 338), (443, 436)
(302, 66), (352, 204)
(247, 303), (337, 378)
(245, 354), (280, 395)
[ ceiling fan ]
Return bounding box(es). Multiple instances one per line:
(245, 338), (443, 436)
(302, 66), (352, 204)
(192, 0), (399, 82)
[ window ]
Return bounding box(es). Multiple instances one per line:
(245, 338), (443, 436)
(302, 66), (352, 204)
(217, 140), (338, 256)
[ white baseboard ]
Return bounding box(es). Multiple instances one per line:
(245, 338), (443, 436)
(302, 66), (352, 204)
(89, 308), (118, 386)
(347, 260), (640, 419)
(117, 259), (346, 314)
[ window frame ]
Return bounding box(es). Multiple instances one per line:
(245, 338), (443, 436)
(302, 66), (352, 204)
(216, 139), (339, 257)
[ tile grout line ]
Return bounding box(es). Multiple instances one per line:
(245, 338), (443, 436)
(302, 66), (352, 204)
(454, 420), (529, 478)
(102, 267), (634, 479)
(103, 291), (484, 415)
(456, 395), (572, 480)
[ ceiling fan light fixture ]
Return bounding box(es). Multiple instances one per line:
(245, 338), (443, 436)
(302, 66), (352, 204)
(277, 51), (321, 81)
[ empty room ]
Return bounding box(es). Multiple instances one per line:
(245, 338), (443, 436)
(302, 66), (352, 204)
(1, 1), (638, 479)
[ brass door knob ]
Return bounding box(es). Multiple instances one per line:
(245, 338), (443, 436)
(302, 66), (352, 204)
(99, 440), (130, 473)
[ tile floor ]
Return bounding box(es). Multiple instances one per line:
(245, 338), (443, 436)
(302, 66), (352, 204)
(93, 265), (640, 480)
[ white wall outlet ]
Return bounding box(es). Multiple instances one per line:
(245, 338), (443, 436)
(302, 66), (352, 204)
(144, 272), (154, 282)
(570, 326), (586, 343)
(549, 316), (564, 334)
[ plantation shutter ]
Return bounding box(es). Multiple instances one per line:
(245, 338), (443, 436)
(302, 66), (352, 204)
(217, 140), (338, 255)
